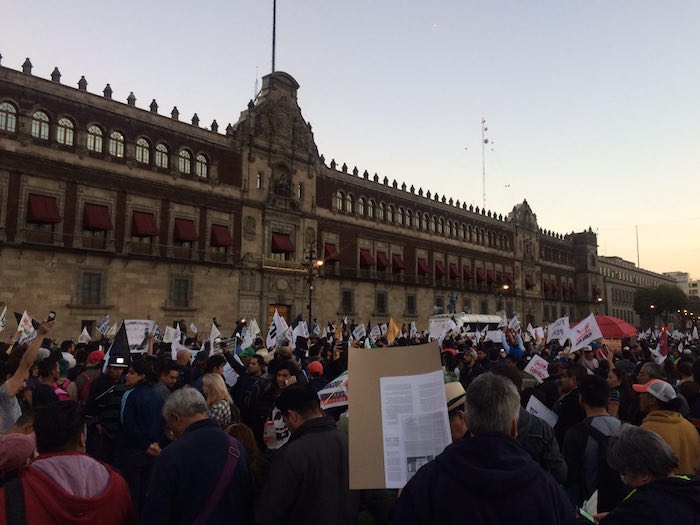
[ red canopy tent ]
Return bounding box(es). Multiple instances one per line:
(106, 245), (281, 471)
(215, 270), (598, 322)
(594, 315), (638, 339)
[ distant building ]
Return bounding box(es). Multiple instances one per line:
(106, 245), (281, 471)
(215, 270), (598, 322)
(0, 59), (606, 338)
(663, 271), (690, 296)
(598, 256), (678, 326)
(689, 280), (698, 299)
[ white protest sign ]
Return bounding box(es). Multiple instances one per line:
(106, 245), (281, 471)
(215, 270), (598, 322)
(318, 371), (349, 409)
(535, 326), (545, 341)
(0, 306), (6, 333)
(124, 319), (156, 353)
(485, 330), (503, 343)
(190, 322), (198, 335)
(527, 323), (536, 339)
(525, 395), (558, 428)
(78, 327), (91, 344)
(96, 314), (110, 335)
(222, 362), (238, 387)
(17, 311), (36, 344)
(523, 354), (550, 383)
(352, 323), (366, 341)
(163, 326), (177, 344)
(547, 317), (569, 344)
(569, 314), (603, 353)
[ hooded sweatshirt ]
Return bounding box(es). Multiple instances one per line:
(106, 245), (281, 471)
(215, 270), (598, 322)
(0, 451), (133, 524)
(600, 475), (700, 525)
(390, 432), (576, 525)
(641, 410), (700, 475)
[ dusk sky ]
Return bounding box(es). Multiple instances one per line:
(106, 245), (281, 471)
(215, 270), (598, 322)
(4, 1), (699, 278)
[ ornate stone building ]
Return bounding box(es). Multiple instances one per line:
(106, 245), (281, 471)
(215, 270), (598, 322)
(0, 59), (603, 338)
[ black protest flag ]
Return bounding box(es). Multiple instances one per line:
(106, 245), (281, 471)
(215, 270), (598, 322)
(108, 323), (131, 362)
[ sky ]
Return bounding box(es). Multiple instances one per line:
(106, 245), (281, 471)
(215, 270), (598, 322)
(3, 1), (699, 278)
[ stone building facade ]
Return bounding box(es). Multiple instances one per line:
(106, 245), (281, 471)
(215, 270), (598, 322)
(0, 60), (603, 339)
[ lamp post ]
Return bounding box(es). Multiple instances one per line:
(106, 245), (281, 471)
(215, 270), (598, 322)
(649, 304), (656, 330)
(499, 284), (510, 314)
(304, 241), (324, 329)
(594, 296), (603, 315)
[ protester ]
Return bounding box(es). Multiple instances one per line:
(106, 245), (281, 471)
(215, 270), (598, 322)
(562, 375), (624, 512)
(153, 358), (179, 401)
(32, 358), (61, 408)
(553, 364), (588, 447)
(0, 401), (134, 524)
(445, 381), (467, 442)
(141, 388), (254, 524)
(606, 367), (633, 421)
(596, 424), (700, 524)
(203, 372), (236, 428)
(117, 358), (165, 513)
(255, 384), (353, 525)
(391, 373), (576, 524)
(0, 432), (35, 483)
(68, 349), (104, 407)
(634, 379), (700, 474)
(1, 321), (52, 433)
(307, 360), (328, 392)
(459, 347), (483, 390)
(492, 364), (568, 485)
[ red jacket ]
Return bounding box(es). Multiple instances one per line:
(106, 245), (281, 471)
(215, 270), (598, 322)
(0, 451), (134, 524)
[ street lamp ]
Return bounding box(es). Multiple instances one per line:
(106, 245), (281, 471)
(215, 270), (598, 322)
(499, 284), (510, 313)
(304, 241), (324, 329)
(594, 296), (603, 314)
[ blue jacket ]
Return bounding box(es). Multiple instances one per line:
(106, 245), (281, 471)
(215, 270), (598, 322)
(141, 418), (253, 525)
(391, 432), (576, 525)
(118, 383), (165, 453)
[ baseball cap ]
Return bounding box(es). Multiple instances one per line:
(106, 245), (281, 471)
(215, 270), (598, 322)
(445, 382), (466, 413)
(0, 433), (36, 475)
(307, 361), (323, 375)
(632, 379), (677, 403)
(87, 350), (105, 365)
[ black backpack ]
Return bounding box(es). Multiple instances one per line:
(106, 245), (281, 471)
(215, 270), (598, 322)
(586, 423), (628, 512)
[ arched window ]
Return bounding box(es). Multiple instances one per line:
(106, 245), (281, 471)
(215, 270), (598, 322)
(468, 225), (473, 242)
(439, 218), (445, 235)
(87, 125), (103, 152)
(136, 138), (150, 164)
(398, 207), (405, 225)
(31, 111), (50, 140)
(108, 131), (124, 158)
(178, 150), (192, 173)
(336, 191), (344, 211)
(358, 198), (366, 216)
(423, 213), (429, 231)
(448, 221), (454, 237)
(55, 118), (74, 146)
(346, 194), (353, 213)
(460, 224), (466, 240)
(387, 205), (394, 223)
(196, 154), (208, 178)
(432, 216), (438, 233)
(0, 102), (18, 132)
(406, 210), (412, 228)
(368, 200), (375, 218)
(155, 143), (169, 168)
(379, 203), (386, 221)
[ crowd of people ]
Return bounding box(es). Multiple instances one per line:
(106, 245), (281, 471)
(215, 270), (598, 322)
(0, 315), (698, 524)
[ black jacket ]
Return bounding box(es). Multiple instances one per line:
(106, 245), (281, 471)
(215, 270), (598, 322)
(140, 418), (253, 525)
(390, 432), (576, 525)
(600, 475), (700, 525)
(255, 416), (353, 525)
(554, 388), (586, 447)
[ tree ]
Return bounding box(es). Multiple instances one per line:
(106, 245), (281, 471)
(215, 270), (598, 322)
(633, 285), (687, 323)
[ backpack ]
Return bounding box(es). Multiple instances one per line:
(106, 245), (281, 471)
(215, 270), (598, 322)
(586, 422), (627, 512)
(78, 370), (99, 405)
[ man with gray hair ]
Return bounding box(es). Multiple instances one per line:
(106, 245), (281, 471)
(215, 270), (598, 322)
(140, 387), (253, 524)
(391, 373), (576, 525)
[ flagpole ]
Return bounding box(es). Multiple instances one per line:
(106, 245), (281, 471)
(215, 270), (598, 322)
(271, 0), (277, 73)
(481, 117), (486, 209)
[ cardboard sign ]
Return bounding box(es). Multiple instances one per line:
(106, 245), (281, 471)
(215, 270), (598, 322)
(523, 354), (550, 383)
(348, 341), (443, 490)
(525, 395), (558, 428)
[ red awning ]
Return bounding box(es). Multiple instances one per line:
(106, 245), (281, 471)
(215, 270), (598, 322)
(463, 265), (472, 280)
(449, 263), (459, 279)
(525, 275), (535, 289)
(435, 261), (445, 278)
(27, 194), (61, 224)
(376, 251), (389, 270)
(360, 249), (374, 268)
(324, 243), (340, 262)
(392, 254), (405, 271)
(271, 232), (294, 253)
(543, 280), (551, 292)
(83, 203), (113, 231)
(131, 211), (159, 237)
(486, 270), (495, 284)
(476, 268), (486, 282)
(417, 258), (429, 275)
(211, 224), (234, 247)
(504, 273), (514, 286)
(174, 218), (199, 242)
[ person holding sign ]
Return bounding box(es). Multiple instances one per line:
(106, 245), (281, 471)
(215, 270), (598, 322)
(391, 374), (575, 525)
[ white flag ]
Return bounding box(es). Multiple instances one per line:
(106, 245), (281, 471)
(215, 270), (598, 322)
(352, 323), (366, 341)
(0, 306), (6, 333)
(209, 322), (222, 356)
(693, 326), (698, 340)
(78, 327), (91, 344)
(569, 314), (603, 352)
(508, 316), (520, 332)
(248, 319), (261, 338)
(527, 323), (536, 339)
(547, 317), (570, 344)
(96, 314), (111, 335)
(163, 326), (177, 344)
(497, 317), (507, 329)
(17, 311), (36, 344)
(380, 323), (387, 336)
(364, 336), (372, 349)
(153, 324), (163, 342)
(190, 323), (198, 335)
(369, 324), (381, 342)
(106, 321), (118, 338)
(409, 322), (417, 339)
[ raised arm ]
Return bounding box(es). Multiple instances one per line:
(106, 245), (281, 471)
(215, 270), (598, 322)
(6, 321), (54, 396)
